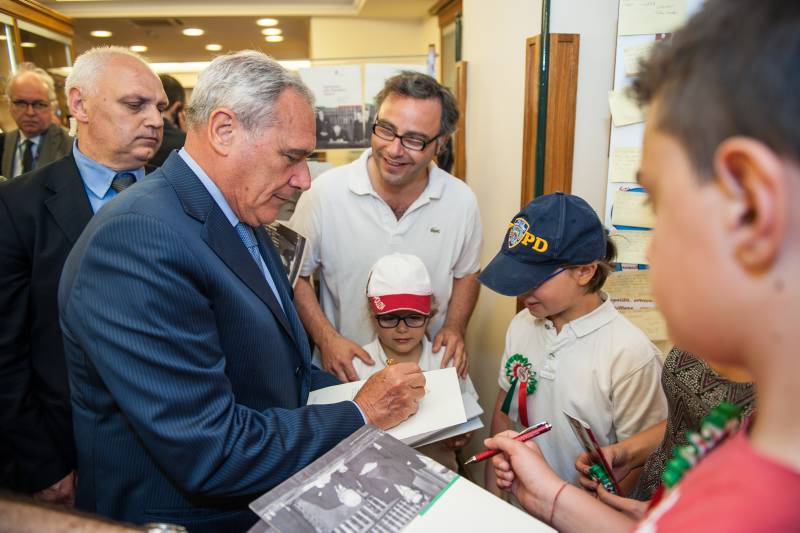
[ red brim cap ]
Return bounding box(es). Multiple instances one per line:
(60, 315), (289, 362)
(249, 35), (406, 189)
(369, 293), (431, 315)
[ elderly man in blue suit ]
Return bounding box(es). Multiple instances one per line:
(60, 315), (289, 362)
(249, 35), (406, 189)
(58, 50), (425, 532)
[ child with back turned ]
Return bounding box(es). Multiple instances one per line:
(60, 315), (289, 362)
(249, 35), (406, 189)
(481, 193), (667, 491)
(353, 253), (479, 471)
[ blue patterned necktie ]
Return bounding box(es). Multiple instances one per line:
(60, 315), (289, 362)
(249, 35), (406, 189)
(235, 222), (261, 264)
(235, 222), (312, 364)
(111, 172), (136, 192)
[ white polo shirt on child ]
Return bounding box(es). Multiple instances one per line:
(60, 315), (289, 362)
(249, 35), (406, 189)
(497, 296), (667, 483)
(355, 336), (479, 402)
(288, 149), (482, 349)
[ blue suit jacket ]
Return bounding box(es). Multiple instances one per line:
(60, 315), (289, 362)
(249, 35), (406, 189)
(58, 152), (363, 531)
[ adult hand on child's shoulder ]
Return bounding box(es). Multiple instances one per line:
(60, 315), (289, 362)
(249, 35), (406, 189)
(433, 326), (468, 378)
(321, 333), (374, 382)
(354, 362), (426, 429)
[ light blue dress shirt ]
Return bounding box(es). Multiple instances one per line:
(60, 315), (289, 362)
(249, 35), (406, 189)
(73, 142), (145, 214)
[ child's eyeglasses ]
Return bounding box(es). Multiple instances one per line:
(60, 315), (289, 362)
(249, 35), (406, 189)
(376, 313), (428, 329)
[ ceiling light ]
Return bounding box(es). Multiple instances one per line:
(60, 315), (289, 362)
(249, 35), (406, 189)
(90, 30), (112, 38)
(182, 28), (205, 37)
(205, 43), (223, 51)
(20, 42), (36, 48)
(129, 45), (148, 53)
(261, 28), (282, 36)
(265, 35), (284, 43)
(256, 18), (279, 27)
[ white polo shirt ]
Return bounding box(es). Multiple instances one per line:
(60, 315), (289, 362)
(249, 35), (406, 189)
(497, 296), (667, 483)
(355, 336), (479, 402)
(288, 149), (482, 348)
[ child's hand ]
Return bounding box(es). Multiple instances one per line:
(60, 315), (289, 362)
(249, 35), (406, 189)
(575, 443), (631, 492)
(441, 431), (473, 451)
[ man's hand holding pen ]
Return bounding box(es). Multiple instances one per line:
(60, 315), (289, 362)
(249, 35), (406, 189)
(354, 362), (426, 429)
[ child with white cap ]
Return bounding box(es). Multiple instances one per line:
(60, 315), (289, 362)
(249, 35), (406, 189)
(354, 252), (479, 470)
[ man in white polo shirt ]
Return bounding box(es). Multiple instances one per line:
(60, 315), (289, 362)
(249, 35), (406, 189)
(289, 71), (482, 382)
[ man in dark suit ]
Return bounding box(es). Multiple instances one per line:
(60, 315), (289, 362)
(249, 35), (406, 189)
(148, 74), (187, 169)
(0, 47), (166, 505)
(1, 63), (72, 178)
(58, 50), (424, 532)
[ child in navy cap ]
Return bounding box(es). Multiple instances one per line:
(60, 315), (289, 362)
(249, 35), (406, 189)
(481, 192), (667, 491)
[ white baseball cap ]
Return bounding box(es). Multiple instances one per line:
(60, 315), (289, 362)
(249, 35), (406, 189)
(366, 253), (432, 315)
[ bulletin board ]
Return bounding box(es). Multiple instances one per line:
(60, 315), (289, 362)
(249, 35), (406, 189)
(603, 0), (704, 352)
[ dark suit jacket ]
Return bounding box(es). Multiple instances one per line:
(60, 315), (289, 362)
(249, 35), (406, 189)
(58, 152), (363, 532)
(0, 155), (91, 493)
(148, 121), (186, 170)
(1, 124), (73, 178)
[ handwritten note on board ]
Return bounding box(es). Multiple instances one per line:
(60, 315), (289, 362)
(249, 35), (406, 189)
(611, 190), (655, 228)
(604, 270), (656, 310)
(623, 41), (656, 77)
(623, 308), (669, 341)
(619, 0), (687, 36)
(609, 90), (644, 127)
(610, 147), (642, 183)
(610, 230), (651, 265)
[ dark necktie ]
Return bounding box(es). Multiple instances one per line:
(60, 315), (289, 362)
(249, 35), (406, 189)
(21, 140), (34, 174)
(110, 172), (136, 193)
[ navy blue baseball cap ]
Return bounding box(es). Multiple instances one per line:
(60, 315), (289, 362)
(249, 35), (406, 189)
(479, 192), (607, 296)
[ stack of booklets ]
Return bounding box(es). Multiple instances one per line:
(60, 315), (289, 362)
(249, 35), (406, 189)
(307, 367), (483, 447)
(248, 425), (554, 532)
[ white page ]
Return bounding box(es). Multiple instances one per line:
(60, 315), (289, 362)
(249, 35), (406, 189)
(307, 368), (466, 445)
(412, 417), (484, 448)
(404, 477), (554, 532)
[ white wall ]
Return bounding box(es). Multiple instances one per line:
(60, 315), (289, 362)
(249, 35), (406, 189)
(309, 17), (437, 61)
(461, 0), (542, 481)
(551, 0), (619, 214)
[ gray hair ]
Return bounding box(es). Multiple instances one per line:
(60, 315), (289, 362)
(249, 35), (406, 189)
(186, 50), (314, 133)
(7, 62), (57, 102)
(375, 71), (459, 136)
(65, 46), (151, 98)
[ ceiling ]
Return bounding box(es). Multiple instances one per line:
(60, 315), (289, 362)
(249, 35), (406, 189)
(72, 16), (311, 63)
(40, 0), (437, 64)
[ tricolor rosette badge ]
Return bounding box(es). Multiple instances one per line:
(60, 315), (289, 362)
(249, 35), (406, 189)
(501, 354), (537, 426)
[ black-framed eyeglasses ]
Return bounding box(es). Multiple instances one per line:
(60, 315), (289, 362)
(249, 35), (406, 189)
(372, 122), (441, 152)
(376, 313), (429, 329)
(11, 99), (50, 111)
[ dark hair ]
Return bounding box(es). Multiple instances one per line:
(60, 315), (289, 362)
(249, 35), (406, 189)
(631, 0), (800, 180)
(159, 74), (186, 108)
(582, 235), (616, 294)
(374, 71), (459, 137)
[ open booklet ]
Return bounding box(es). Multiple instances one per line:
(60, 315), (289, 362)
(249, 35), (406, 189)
(307, 367), (479, 447)
(248, 425), (553, 532)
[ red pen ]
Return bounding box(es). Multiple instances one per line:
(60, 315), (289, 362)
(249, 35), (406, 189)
(463, 421), (552, 465)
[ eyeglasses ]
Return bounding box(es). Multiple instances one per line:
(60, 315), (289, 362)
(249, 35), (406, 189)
(372, 122), (441, 151)
(11, 99), (50, 111)
(376, 313), (429, 329)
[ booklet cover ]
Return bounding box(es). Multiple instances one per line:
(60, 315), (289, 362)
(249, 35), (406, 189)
(563, 411), (622, 495)
(263, 221), (306, 287)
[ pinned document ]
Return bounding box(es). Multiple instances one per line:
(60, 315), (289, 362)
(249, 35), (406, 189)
(610, 230), (651, 265)
(610, 147), (643, 183)
(623, 41), (656, 77)
(611, 189), (655, 228)
(619, 0), (687, 36)
(609, 90), (644, 127)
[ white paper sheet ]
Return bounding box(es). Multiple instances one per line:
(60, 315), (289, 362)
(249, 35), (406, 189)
(307, 367), (466, 446)
(404, 476), (555, 532)
(412, 394), (484, 447)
